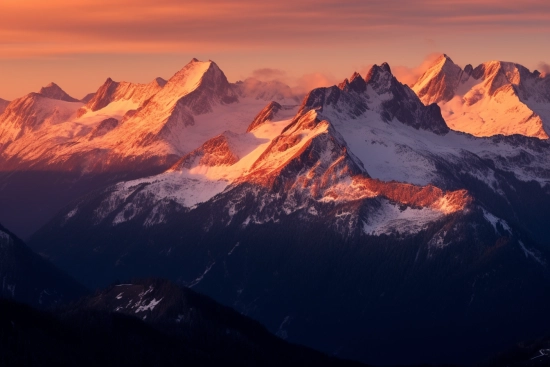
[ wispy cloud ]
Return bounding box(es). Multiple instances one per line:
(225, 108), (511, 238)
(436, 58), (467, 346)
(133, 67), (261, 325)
(390, 53), (444, 86)
(538, 62), (550, 75)
(245, 67), (338, 97)
(251, 68), (287, 80)
(1, 0), (549, 57)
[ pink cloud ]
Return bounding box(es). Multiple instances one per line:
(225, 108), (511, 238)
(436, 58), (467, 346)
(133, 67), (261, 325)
(538, 62), (550, 75)
(390, 53), (443, 87)
(251, 68), (287, 81)
(0, 0), (549, 57)
(244, 68), (338, 98)
(291, 73), (339, 96)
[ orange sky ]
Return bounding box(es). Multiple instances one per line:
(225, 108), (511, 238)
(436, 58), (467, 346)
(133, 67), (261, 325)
(0, 0), (549, 100)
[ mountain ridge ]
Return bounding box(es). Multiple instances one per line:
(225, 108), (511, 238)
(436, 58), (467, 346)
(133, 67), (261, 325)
(412, 54), (550, 139)
(2, 55), (550, 365)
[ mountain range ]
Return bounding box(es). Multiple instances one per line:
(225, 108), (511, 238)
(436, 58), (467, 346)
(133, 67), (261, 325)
(1, 54), (550, 365)
(412, 54), (550, 139)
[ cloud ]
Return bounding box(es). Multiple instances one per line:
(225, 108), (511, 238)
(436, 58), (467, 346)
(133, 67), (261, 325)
(357, 54), (443, 87)
(0, 0), (549, 57)
(390, 53), (443, 86)
(537, 62), (550, 75)
(244, 69), (338, 98)
(251, 68), (287, 81)
(291, 73), (339, 96)
(244, 65), (339, 98)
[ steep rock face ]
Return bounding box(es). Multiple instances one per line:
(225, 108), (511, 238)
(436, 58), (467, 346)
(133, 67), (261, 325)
(412, 54), (471, 104)
(174, 133), (241, 169)
(0, 98), (9, 115)
(39, 82), (79, 102)
(80, 92), (95, 103)
(0, 223), (87, 308)
(301, 63), (449, 135)
(247, 101), (282, 132)
(412, 55), (550, 139)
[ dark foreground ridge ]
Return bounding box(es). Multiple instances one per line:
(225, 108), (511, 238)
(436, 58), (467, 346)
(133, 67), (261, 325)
(0, 278), (363, 367)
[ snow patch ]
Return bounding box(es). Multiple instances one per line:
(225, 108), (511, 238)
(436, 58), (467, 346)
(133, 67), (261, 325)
(134, 297), (163, 313)
(363, 200), (443, 236)
(228, 242), (240, 256)
(483, 209), (511, 234)
(188, 262), (216, 288)
(518, 240), (544, 265)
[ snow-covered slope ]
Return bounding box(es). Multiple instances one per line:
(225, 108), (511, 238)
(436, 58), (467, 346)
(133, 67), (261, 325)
(412, 54), (472, 105)
(77, 76), (165, 117)
(412, 55), (550, 139)
(0, 59), (300, 174)
(246, 101), (298, 132)
(0, 89), (82, 150)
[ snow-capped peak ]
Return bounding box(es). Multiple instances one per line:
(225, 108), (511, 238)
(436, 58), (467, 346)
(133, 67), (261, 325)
(412, 54), (468, 105)
(470, 60), (534, 97)
(299, 62), (449, 135)
(339, 72), (367, 93)
(413, 55), (550, 139)
(165, 58), (217, 96)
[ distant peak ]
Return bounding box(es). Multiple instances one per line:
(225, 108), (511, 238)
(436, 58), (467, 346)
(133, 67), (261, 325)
(380, 62), (392, 74)
(337, 78), (350, 90)
(170, 58), (222, 86)
(412, 54), (464, 104)
(40, 82), (61, 91)
(365, 63), (394, 85)
(339, 71), (367, 93)
(191, 57), (200, 63)
(350, 71), (362, 80)
(440, 53), (453, 62)
(426, 54), (457, 71)
(39, 82), (79, 102)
